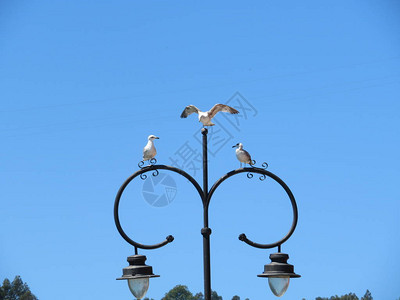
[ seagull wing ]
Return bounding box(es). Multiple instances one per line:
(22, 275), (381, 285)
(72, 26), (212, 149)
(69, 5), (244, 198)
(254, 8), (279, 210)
(243, 149), (253, 164)
(208, 104), (239, 119)
(180, 105), (200, 118)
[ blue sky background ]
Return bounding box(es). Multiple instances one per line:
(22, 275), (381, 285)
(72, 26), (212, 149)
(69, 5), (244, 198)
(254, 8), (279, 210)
(1, 1), (399, 299)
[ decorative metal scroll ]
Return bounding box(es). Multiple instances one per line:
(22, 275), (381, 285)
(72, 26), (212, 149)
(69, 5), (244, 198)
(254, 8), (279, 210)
(246, 161), (269, 181)
(115, 163), (297, 251)
(114, 165), (203, 250)
(206, 167), (298, 249)
(138, 159), (159, 180)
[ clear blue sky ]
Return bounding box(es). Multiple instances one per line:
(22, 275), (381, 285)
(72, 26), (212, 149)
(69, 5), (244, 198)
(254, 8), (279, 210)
(1, 1), (399, 299)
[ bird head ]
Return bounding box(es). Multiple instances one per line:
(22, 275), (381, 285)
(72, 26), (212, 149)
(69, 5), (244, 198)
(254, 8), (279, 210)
(232, 143), (243, 149)
(148, 135), (160, 141)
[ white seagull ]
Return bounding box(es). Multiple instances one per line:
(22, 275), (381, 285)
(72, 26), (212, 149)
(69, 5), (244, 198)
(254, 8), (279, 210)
(180, 104), (239, 126)
(232, 143), (254, 168)
(143, 135), (159, 162)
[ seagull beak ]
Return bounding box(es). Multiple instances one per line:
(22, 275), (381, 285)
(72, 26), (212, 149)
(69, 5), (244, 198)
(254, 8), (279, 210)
(155, 137), (160, 139)
(232, 145), (237, 148)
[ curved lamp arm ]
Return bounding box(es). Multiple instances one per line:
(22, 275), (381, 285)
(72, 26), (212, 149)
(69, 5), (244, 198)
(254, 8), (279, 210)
(206, 167), (298, 249)
(114, 165), (204, 250)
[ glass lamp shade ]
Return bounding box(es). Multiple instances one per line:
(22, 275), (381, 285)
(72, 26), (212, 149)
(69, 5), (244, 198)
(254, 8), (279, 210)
(128, 278), (150, 299)
(268, 276), (290, 297)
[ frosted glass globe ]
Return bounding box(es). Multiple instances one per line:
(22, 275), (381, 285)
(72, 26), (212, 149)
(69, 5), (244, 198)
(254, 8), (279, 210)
(127, 278), (149, 299)
(268, 276), (290, 297)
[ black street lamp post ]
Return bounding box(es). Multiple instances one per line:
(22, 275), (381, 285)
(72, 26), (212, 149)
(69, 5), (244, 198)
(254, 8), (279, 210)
(114, 128), (300, 299)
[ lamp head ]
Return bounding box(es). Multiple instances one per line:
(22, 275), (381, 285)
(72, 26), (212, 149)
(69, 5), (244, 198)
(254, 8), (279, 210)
(117, 255), (159, 299)
(258, 252), (300, 297)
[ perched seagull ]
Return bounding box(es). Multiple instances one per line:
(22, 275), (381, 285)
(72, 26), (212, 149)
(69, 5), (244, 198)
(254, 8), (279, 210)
(180, 104), (239, 126)
(232, 143), (254, 168)
(143, 135), (159, 162)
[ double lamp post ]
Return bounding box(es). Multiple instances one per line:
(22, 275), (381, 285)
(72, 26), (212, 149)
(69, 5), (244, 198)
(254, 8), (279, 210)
(114, 128), (300, 299)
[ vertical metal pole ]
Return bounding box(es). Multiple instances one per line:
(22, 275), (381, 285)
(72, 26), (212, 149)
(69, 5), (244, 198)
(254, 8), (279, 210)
(201, 128), (212, 300)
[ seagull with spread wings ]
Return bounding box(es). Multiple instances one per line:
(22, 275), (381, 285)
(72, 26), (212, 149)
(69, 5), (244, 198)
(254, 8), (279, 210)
(180, 104), (239, 126)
